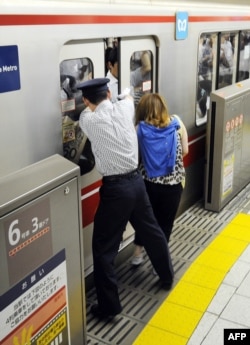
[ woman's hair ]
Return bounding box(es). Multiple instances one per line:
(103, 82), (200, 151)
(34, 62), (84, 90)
(135, 93), (171, 127)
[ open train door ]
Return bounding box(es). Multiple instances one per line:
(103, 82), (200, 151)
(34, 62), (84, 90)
(59, 36), (158, 273)
(59, 39), (105, 275)
(119, 36), (158, 246)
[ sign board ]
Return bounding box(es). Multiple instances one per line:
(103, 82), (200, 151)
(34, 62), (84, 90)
(0, 250), (70, 345)
(175, 12), (188, 40)
(0, 45), (21, 93)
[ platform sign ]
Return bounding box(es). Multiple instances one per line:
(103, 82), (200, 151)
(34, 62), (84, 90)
(0, 45), (21, 93)
(0, 250), (70, 345)
(175, 12), (188, 40)
(4, 198), (53, 286)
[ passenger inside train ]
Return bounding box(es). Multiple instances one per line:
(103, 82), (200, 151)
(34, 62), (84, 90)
(130, 50), (152, 107)
(106, 46), (119, 103)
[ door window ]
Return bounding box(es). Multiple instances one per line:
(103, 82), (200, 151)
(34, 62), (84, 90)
(238, 31), (250, 81)
(218, 32), (237, 89)
(196, 33), (217, 126)
(130, 50), (153, 107)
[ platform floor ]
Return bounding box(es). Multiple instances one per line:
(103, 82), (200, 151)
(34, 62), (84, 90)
(86, 183), (250, 345)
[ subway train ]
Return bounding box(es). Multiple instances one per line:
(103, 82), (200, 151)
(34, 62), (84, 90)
(1, 0), (250, 276)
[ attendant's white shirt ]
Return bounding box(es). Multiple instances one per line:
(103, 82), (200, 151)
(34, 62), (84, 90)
(106, 70), (118, 103)
(79, 98), (138, 176)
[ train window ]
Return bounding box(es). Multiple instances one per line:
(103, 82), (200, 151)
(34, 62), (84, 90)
(60, 58), (93, 116)
(130, 50), (153, 107)
(196, 32), (239, 126)
(237, 31), (250, 81)
(196, 33), (217, 126)
(60, 58), (93, 173)
(217, 32), (238, 89)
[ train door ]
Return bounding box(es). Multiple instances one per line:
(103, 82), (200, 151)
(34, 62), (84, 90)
(59, 39), (105, 172)
(59, 37), (157, 274)
(118, 36), (157, 245)
(59, 40), (105, 274)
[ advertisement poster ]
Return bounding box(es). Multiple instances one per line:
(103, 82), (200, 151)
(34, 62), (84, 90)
(0, 250), (70, 345)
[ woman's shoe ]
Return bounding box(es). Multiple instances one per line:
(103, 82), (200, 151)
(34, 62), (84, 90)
(131, 253), (144, 265)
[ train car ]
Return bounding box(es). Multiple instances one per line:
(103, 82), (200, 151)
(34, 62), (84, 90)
(1, 0), (250, 276)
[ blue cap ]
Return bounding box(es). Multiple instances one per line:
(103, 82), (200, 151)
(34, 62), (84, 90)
(77, 78), (110, 98)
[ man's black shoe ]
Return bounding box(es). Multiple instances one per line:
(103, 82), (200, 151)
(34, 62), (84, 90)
(161, 280), (173, 291)
(90, 304), (121, 319)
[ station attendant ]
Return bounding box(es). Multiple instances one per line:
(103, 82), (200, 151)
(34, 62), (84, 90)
(78, 78), (174, 318)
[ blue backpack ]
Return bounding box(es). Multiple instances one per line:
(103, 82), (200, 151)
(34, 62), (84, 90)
(137, 116), (180, 178)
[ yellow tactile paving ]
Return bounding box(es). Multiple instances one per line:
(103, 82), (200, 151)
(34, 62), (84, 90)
(133, 213), (250, 345)
(222, 223), (250, 242)
(167, 280), (215, 311)
(208, 235), (248, 256)
(132, 325), (187, 345)
(192, 247), (240, 272)
(181, 261), (226, 289)
(149, 302), (203, 338)
(231, 213), (250, 227)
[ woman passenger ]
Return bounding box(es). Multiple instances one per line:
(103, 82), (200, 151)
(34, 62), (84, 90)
(131, 93), (189, 265)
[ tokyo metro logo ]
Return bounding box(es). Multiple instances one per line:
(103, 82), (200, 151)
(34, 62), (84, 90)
(176, 12), (188, 40)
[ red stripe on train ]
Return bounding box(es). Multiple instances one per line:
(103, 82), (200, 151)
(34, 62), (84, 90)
(184, 130), (206, 167)
(1, 14), (250, 26)
(81, 180), (102, 228)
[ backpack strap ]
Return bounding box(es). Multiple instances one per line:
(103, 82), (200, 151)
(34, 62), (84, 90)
(172, 114), (184, 138)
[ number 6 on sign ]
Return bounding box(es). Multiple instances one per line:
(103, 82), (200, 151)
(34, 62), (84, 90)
(8, 219), (21, 246)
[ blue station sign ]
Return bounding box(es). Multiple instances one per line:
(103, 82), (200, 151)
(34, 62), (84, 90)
(0, 45), (21, 93)
(176, 12), (189, 40)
